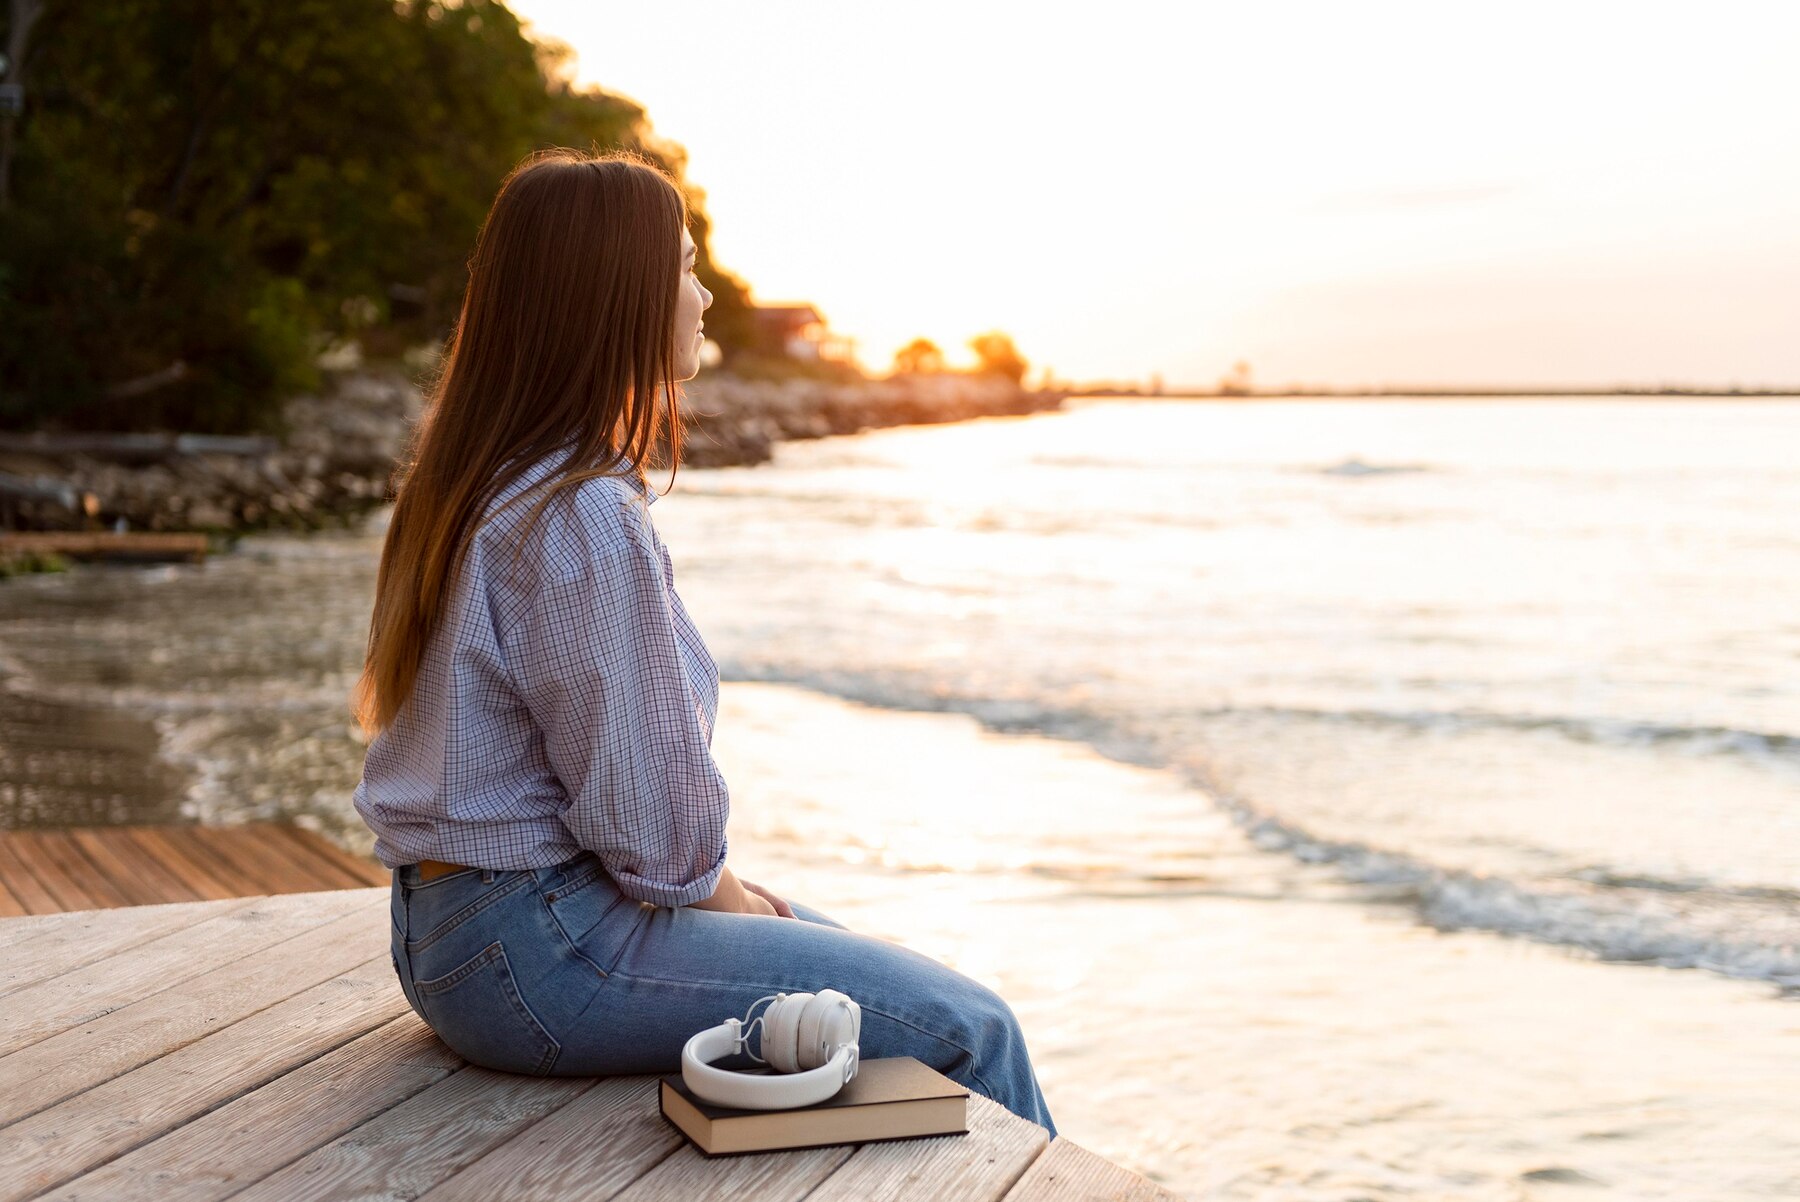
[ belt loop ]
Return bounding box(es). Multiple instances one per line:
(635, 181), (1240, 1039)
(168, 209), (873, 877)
(481, 867), (495, 883)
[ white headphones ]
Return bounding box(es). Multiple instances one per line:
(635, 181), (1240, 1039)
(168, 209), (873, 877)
(680, 988), (863, 1110)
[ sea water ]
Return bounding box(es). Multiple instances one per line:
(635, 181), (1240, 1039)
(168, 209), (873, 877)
(1, 396), (1795, 1198)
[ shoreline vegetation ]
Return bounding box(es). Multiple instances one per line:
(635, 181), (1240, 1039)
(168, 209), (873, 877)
(0, 365), (1068, 557)
(0, 0), (1062, 576)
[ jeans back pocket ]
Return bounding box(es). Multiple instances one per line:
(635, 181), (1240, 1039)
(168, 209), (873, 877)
(405, 871), (534, 955)
(414, 940), (561, 1075)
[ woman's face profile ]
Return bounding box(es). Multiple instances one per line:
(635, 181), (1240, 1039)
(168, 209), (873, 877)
(674, 228), (714, 382)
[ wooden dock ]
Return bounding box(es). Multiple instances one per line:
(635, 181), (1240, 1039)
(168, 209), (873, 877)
(0, 824), (389, 915)
(0, 531), (211, 564)
(0, 889), (1182, 1200)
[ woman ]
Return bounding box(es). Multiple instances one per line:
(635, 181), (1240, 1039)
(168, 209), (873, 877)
(350, 148), (1057, 1138)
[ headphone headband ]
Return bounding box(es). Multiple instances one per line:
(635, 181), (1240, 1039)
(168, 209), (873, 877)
(680, 990), (862, 1110)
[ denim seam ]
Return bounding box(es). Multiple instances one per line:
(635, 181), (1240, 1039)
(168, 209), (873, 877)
(405, 871), (535, 954)
(536, 891), (613, 979)
(546, 861), (609, 907)
(415, 941), (561, 1075)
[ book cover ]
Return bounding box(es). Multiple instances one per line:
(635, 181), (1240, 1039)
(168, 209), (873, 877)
(658, 1055), (970, 1157)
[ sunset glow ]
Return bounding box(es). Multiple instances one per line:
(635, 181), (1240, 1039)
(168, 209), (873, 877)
(511, 0), (1800, 389)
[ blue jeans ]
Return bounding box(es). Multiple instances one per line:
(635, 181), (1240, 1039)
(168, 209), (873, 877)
(388, 852), (1057, 1139)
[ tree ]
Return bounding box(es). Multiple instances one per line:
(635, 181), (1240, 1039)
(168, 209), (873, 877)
(0, 0), (46, 207)
(892, 337), (945, 375)
(968, 330), (1027, 385)
(0, 0), (751, 432)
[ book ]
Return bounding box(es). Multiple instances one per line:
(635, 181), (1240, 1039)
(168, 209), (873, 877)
(658, 1055), (970, 1157)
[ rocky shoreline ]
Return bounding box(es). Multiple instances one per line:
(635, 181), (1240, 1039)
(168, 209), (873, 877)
(0, 368), (1067, 539)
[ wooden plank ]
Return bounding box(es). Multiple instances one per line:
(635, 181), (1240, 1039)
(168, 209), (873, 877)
(33, 1016), (460, 1202)
(292, 827), (391, 887)
(123, 826), (248, 899)
(0, 825), (379, 915)
(805, 1093), (1049, 1201)
(611, 1139), (857, 1201)
(78, 828), (207, 905)
(0, 956), (406, 1202)
(184, 825), (323, 895)
(0, 834), (64, 914)
(0, 888), (381, 1055)
(0, 532), (209, 563)
(66, 828), (192, 907)
(277, 825), (391, 887)
(0, 897), (255, 995)
(48, 829), (137, 909)
(414, 1076), (682, 1202)
(4, 831), (129, 911)
(227, 1068), (595, 1202)
(0, 874), (26, 918)
(243, 824), (369, 890)
(237, 824), (369, 891)
(1000, 1136), (1186, 1201)
(0, 895), (387, 1125)
(41, 830), (136, 909)
(5, 832), (96, 912)
(0, 896), (1180, 1202)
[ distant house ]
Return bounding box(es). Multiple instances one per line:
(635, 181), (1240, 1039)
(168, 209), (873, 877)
(750, 303), (856, 363)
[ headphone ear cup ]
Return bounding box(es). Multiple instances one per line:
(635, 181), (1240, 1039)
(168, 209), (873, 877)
(795, 992), (837, 1070)
(763, 992), (810, 1074)
(830, 995), (861, 1050)
(799, 989), (857, 1070)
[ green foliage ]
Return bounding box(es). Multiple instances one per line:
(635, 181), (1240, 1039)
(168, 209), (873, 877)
(0, 548), (70, 578)
(0, 0), (751, 432)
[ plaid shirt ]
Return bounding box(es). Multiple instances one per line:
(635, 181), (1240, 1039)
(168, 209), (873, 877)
(353, 450), (729, 907)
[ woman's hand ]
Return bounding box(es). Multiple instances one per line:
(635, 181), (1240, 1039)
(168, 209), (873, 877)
(740, 878), (795, 919)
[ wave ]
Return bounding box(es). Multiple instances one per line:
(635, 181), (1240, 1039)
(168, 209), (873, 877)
(719, 663), (1800, 990)
(1215, 798), (1800, 989)
(1315, 456), (1433, 477)
(1183, 702), (1800, 766)
(722, 663), (1799, 778)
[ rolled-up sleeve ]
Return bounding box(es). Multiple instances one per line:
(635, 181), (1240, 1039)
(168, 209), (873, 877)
(502, 502), (729, 907)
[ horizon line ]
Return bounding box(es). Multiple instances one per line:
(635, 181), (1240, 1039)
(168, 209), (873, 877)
(1057, 384), (1800, 398)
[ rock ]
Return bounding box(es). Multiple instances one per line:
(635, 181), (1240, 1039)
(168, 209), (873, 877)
(2, 366), (1067, 535)
(186, 502), (235, 528)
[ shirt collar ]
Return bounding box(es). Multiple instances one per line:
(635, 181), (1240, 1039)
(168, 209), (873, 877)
(530, 439), (657, 506)
(618, 456), (657, 506)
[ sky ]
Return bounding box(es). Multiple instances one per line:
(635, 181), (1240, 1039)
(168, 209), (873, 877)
(509, 0), (1800, 390)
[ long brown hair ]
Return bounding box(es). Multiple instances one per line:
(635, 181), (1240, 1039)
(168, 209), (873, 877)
(351, 148), (691, 736)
